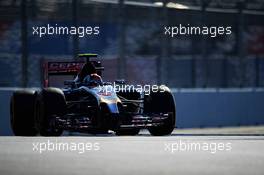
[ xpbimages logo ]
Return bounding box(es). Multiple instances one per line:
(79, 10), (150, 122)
(164, 140), (232, 154)
(97, 83), (168, 96)
(32, 24), (100, 37)
(164, 24), (232, 38)
(32, 140), (100, 154)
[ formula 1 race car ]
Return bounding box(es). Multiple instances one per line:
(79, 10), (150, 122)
(10, 54), (176, 136)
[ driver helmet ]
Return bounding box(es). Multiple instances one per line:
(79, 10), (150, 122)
(83, 73), (103, 87)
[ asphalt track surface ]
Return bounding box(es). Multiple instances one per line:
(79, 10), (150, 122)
(0, 127), (264, 175)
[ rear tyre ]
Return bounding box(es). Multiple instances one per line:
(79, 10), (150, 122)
(144, 86), (176, 136)
(10, 90), (38, 136)
(36, 88), (66, 136)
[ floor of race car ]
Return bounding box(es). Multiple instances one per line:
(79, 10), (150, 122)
(0, 127), (264, 175)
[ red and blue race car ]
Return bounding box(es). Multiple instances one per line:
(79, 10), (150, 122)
(10, 54), (176, 136)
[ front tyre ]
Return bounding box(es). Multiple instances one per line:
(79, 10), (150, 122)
(144, 86), (176, 136)
(36, 88), (66, 136)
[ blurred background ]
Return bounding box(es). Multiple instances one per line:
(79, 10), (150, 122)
(0, 0), (263, 88)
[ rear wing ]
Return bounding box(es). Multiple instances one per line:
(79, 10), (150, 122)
(78, 53), (98, 62)
(43, 60), (104, 87)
